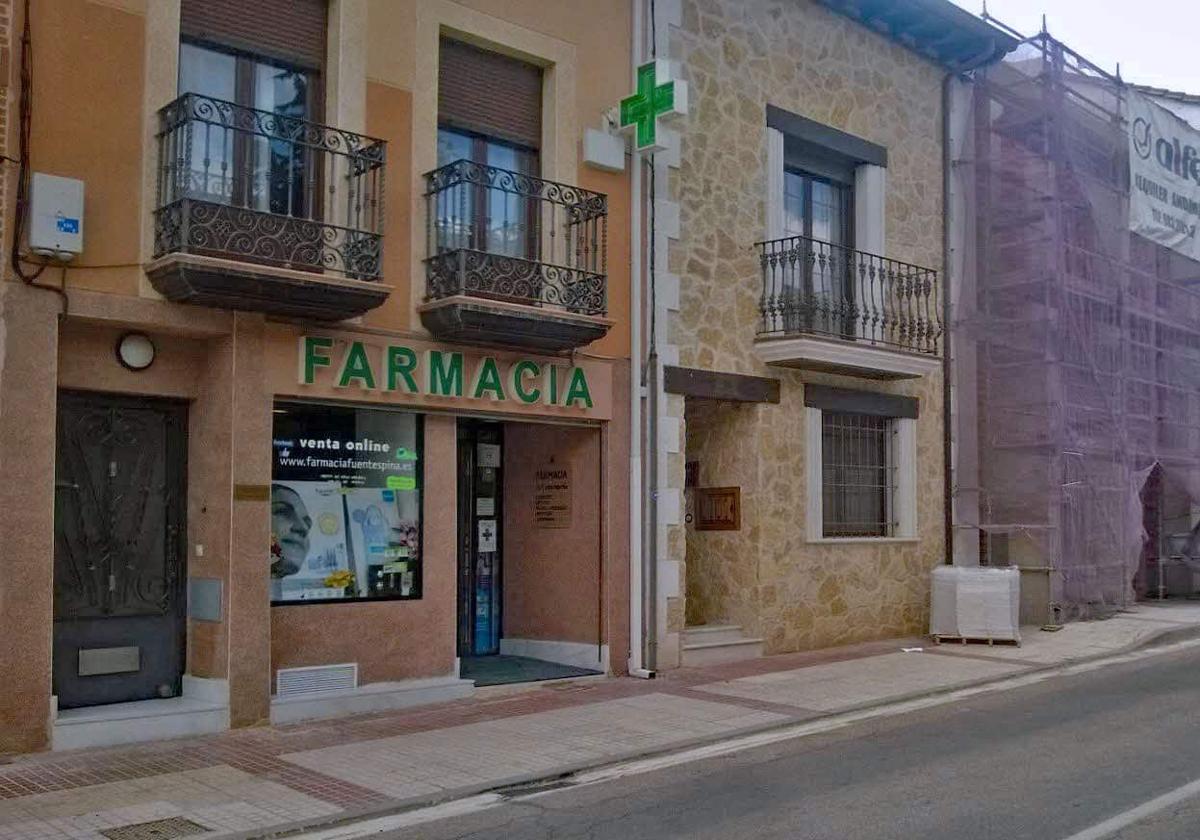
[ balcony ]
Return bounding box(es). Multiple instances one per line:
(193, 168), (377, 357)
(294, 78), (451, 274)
(755, 234), (943, 379)
(148, 93), (388, 321)
(421, 159), (611, 352)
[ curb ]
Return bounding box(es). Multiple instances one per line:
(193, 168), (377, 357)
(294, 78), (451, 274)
(249, 621), (1200, 839)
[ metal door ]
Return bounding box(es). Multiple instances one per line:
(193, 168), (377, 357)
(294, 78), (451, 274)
(53, 392), (187, 709)
(456, 422), (503, 657)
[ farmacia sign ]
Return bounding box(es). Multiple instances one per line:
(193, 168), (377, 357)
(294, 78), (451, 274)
(298, 336), (594, 409)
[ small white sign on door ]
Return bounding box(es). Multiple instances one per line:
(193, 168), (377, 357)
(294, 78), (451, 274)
(477, 519), (498, 552)
(477, 443), (501, 468)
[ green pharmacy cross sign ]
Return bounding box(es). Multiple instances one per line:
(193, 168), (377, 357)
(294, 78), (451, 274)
(619, 59), (687, 153)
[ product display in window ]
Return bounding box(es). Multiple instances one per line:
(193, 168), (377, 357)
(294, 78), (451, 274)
(270, 403), (423, 603)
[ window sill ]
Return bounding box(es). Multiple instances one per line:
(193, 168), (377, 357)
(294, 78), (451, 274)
(806, 536), (920, 545)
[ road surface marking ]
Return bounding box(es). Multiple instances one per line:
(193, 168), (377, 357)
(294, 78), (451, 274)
(1058, 776), (1200, 840)
(292, 636), (1200, 838)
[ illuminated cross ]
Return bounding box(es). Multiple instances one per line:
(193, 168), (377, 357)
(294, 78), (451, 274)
(619, 59), (687, 153)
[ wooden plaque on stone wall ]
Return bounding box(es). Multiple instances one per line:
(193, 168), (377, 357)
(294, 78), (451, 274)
(695, 486), (741, 531)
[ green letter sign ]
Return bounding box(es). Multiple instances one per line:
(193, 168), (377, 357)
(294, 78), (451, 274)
(300, 336), (333, 384)
(619, 59), (687, 153)
(297, 337), (597, 413)
(427, 350), (464, 397)
(337, 341), (377, 389)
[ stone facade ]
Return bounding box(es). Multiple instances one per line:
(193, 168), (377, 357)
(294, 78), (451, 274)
(668, 0), (947, 656)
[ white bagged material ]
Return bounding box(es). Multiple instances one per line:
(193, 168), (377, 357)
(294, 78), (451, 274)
(929, 566), (1020, 642)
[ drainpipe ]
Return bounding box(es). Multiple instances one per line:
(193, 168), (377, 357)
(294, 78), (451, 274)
(628, 0), (653, 679)
(942, 71), (954, 566)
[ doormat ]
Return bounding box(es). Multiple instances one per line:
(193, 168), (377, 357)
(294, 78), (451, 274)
(100, 816), (210, 840)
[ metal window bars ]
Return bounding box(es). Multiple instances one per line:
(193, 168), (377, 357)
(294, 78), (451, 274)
(821, 411), (897, 538)
(423, 158), (608, 316)
(758, 233), (942, 355)
(154, 92), (386, 280)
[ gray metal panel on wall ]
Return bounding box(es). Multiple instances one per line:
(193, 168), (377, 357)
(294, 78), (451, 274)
(188, 578), (223, 623)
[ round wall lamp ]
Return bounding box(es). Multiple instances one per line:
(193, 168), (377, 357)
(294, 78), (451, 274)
(115, 332), (156, 371)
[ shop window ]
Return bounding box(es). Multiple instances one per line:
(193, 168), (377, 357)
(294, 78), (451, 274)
(270, 403), (423, 604)
(804, 386), (917, 542)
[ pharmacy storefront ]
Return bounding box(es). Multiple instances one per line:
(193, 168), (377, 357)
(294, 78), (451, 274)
(30, 315), (628, 752)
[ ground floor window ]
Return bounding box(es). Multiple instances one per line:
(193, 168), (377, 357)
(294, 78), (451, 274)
(270, 402), (423, 604)
(804, 386), (918, 541)
(821, 411), (894, 537)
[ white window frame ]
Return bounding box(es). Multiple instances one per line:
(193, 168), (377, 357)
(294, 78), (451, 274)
(805, 406), (917, 543)
(766, 127), (888, 345)
(766, 127), (886, 250)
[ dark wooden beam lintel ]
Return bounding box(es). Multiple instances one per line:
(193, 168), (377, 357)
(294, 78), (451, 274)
(663, 366), (781, 404)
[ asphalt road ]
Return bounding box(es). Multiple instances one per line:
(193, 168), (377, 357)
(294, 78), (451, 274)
(373, 644), (1200, 840)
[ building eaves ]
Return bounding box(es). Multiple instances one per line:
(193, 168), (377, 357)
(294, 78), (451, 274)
(816, 0), (1019, 71)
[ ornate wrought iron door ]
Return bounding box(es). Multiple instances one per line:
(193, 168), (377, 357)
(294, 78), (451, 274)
(53, 392), (187, 709)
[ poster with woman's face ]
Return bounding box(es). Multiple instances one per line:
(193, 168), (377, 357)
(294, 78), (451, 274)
(270, 481), (352, 600)
(270, 403), (422, 602)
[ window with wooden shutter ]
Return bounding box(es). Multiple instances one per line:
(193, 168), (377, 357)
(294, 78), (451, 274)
(181, 0), (327, 71)
(438, 38), (543, 150)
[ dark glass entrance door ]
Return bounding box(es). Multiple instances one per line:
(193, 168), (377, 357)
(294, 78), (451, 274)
(53, 392), (187, 709)
(456, 421), (503, 657)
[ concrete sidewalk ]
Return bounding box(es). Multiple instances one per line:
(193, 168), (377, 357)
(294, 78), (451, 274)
(3, 602), (1200, 840)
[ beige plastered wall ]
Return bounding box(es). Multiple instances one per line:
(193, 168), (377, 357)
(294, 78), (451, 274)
(671, 0), (946, 654)
(24, 0), (633, 362)
(502, 423), (602, 646)
(370, 0), (632, 358)
(0, 0), (634, 751)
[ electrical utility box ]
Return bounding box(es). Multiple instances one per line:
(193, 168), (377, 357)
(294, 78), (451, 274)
(29, 172), (84, 259)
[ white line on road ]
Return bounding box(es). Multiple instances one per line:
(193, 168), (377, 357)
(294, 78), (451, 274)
(290, 636), (1200, 839)
(1057, 777), (1200, 840)
(289, 794), (505, 839)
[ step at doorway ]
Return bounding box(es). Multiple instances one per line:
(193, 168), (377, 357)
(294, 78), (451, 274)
(460, 655), (601, 687)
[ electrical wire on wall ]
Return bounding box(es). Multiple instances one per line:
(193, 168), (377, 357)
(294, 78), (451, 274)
(10, 0), (68, 314)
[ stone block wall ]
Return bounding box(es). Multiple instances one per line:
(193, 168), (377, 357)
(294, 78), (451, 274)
(670, 0), (947, 653)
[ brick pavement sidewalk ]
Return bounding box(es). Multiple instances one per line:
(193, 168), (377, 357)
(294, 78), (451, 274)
(2, 603), (1198, 840)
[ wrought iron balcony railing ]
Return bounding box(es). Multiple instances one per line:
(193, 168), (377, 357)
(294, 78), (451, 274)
(424, 159), (608, 317)
(757, 234), (942, 356)
(154, 93), (386, 280)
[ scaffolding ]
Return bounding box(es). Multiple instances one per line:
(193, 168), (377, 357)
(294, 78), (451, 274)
(953, 32), (1200, 619)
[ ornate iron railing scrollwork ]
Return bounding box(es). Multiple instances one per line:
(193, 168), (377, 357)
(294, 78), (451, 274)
(423, 159), (608, 317)
(756, 234), (941, 356)
(154, 92), (386, 280)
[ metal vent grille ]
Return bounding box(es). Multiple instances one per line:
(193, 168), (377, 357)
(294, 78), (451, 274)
(276, 662), (358, 697)
(100, 817), (209, 840)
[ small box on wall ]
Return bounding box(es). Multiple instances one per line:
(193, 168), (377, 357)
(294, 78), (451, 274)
(694, 486), (740, 531)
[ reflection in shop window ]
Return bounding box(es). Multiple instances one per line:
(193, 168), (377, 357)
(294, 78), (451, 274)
(270, 403), (423, 604)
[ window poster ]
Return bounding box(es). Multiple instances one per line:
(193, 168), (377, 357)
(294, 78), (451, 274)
(270, 402), (422, 604)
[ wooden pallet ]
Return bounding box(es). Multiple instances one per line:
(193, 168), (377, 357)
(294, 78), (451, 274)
(931, 634), (1021, 647)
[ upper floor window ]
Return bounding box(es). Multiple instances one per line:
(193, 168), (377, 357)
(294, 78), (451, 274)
(435, 38), (543, 260)
(764, 106), (886, 340)
(783, 169), (852, 247)
(177, 0), (326, 218)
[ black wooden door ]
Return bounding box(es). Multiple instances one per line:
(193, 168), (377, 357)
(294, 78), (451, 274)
(53, 392), (187, 709)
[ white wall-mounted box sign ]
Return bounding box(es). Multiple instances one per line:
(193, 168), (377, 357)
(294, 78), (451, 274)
(29, 172), (84, 258)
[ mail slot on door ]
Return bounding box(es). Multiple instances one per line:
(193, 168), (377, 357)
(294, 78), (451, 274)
(78, 646), (141, 676)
